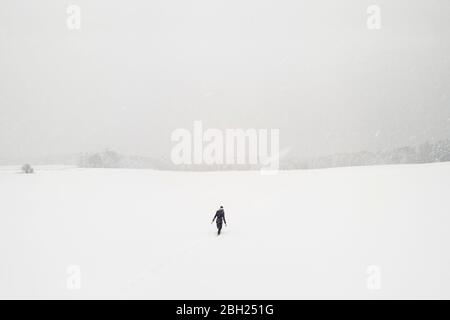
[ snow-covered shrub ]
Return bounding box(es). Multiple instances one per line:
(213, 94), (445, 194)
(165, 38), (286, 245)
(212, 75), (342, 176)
(21, 164), (34, 174)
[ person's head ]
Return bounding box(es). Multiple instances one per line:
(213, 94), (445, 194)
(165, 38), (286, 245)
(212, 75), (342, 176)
(220, 206), (223, 209)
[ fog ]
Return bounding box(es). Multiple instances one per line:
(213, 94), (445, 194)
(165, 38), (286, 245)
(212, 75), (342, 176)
(1, 0), (450, 163)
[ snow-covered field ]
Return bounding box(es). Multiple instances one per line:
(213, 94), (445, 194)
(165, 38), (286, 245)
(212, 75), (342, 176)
(1, 163), (450, 299)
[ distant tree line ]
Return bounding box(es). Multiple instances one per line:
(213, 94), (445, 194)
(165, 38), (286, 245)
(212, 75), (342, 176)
(78, 150), (123, 168)
(77, 139), (450, 170)
(78, 150), (168, 169)
(282, 139), (450, 170)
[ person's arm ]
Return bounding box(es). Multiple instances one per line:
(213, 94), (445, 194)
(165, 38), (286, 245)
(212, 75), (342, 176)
(223, 211), (227, 225)
(211, 212), (217, 224)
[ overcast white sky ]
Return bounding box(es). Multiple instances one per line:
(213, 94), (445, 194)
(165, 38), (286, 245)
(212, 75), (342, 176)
(1, 0), (450, 162)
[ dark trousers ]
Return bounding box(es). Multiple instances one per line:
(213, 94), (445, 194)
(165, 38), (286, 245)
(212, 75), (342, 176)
(216, 221), (223, 235)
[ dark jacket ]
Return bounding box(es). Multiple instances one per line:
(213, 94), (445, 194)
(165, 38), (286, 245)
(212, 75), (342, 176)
(212, 209), (226, 225)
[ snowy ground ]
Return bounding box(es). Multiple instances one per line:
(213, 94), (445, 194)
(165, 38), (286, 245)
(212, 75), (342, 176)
(1, 163), (450, 299)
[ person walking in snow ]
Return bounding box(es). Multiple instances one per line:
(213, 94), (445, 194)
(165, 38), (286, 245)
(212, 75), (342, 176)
(212, 206), (227, 235)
